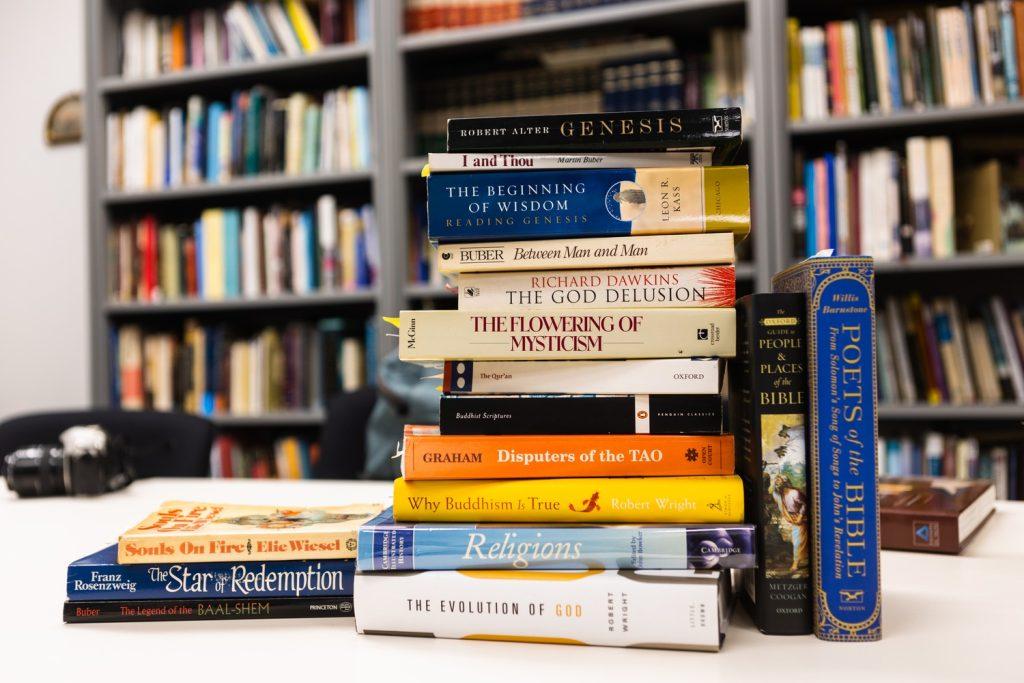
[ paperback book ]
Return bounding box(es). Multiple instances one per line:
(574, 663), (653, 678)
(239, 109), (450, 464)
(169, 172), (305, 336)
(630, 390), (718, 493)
(118, 501), (382, 564)
(441, 358), (725, 395)
(879, 477), (996, 554)
(438, 394), (725, 435)
(396, 308), (736, 361)
(392, 475), (744, 524)
(357, 507), (756, 571)
(773, 255), (881, 642)
(426, 166), (750, 242)
(455, 265), (736, 310)
(67, 545), (354, 601)
(400, 425), (734, 479)
(63, 596), (354, 623)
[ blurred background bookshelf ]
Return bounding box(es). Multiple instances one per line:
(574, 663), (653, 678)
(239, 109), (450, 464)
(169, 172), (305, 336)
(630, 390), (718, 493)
(83, 0), (1024, 485)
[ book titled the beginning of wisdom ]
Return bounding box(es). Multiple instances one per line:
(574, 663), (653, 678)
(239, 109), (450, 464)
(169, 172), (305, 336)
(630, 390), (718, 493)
(400, 425), (734, 479)
(436, 233), (735, 274)
(427, 166), (750, 242)
(355, 568), (730, 651)
(117, 501), (383, 564)
(773, 255), (881, 642)
(392, 475), (744, 524)
(456, 265), (736, 310)
(357, 507), (756, 571)
(396, 308), (736, 361)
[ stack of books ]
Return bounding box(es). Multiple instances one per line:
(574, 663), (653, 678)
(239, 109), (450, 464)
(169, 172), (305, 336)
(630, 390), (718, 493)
(355, 108), (756, 651)
(64, 502), (380, 623)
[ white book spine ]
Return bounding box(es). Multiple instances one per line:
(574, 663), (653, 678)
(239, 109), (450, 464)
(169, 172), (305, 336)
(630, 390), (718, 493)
(354, 569), (726, 652)
(225, 2), (269, 61)
(265, 2), (303, 57)
(262, 212), (282, 296)
(241, 207), (261, 297)
(872, 20), (892, 113)
(426, 151), (712, 172)
(290, 212), (308, 294)
(167, 107), (183, 187)
(842, 21), (864, 116)
(317, 194), (338, 290)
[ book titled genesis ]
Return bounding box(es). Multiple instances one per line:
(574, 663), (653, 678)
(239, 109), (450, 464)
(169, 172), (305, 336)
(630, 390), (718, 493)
(731, 294), (812, 635)
(67, 545), (354, 601)
(357, 507), (755, 571)
(426, 166), (749, 242)
(355, 568), (730, 651)
(773, 256), (881, 642)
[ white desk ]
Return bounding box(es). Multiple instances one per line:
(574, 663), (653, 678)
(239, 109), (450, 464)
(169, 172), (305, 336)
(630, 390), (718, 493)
(2, 478), (1021, 682)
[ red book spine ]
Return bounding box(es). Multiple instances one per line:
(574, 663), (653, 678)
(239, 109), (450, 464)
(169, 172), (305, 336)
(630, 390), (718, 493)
(825, 22), (846, 117)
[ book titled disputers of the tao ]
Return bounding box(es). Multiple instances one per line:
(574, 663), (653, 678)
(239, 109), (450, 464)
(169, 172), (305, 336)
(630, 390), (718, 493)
(773, 254), (881, 642)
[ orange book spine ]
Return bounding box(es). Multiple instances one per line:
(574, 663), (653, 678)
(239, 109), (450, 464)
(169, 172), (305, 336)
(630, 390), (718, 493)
(401, 428), (734, 480)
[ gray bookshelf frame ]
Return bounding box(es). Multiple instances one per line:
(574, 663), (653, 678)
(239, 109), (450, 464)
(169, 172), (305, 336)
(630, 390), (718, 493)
(84, 0), (1024, 426)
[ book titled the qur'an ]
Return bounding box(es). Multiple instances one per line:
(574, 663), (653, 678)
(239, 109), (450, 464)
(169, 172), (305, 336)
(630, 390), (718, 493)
(879, 477), (996, 554)
(436, 233), (735, 274)
(401, 425), (734, 479)
(456, 265), (736, 310)
(396, 309), (736, 361)
(355, 569), (730, 651)
(357, 507), (756, 571)
(117, 501), (383, 564)
(392, 476), (744, 524)
(773, 255), (880, 642)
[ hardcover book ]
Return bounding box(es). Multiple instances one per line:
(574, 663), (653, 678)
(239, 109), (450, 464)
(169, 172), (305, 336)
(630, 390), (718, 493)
(355, 568), (730, 651)
(435, 233), (736, 274)
(392, 475), (744, 524)
(438, 394), (725, 435)
(357, 507), (756, 571)
(67, 544), (354, 601)
(455, 265), (736, 310)
(396, 308), (736, 361)
(879, 477), (996, 554)
(731, 293), (812, 635)
(442, 358), (725, 395)
(400, 425), (734, 479)
(426, 166), (750, 242)
(773, 255), (881, 642)
(426, 151), (712, 173)
(117, 501), (383, 564)
(445, 108), (742, 165)
(63, 595), (353, 623)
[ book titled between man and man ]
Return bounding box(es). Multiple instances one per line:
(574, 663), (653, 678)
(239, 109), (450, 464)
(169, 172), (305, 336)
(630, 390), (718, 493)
(64, 107), (896, 650)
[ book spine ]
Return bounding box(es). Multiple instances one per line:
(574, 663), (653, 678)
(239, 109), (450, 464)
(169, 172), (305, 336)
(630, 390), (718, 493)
(456, 265), (736, 310)
(445, 108), (741, 160)
(772, 257), (881, 642)
(398, 308), (736, 361)
(64, 596), (353, 623)
(356, 521), (755, 571)
(732, 294), (812, 635)
(354, 569), (726, 651)
(442, 358), (724, 395)
(438, 394), (725, 436)
(66, 558), (354, 601)
(392, 475), (744, 523)
(426, 167), (750, 242)
(117, 529), (360, 564)
(426, 151), (712, 172)
(436, 233), (735, 274)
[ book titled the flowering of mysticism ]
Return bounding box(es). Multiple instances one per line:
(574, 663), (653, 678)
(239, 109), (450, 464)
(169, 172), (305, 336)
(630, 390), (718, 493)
(392, 475), (744, 524)
(356, 507), (755, 571)
(426, 166), (749, 242)
(436, 232), (735, 274)
(456, 265), (736, 310)
(355, 568), (730, 651)
(396, 308), (736, 361)
(773, 255), (880, 642)
(400, 425), (734, 479)
(117, 501), (383, 564)
(67, 544), (354, 601)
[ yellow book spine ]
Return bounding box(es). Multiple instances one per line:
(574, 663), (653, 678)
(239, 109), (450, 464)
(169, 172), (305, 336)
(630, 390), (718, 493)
(392, 475), (743, 524)
(285, 0), (322, 52)
(787, 18), (802, 121)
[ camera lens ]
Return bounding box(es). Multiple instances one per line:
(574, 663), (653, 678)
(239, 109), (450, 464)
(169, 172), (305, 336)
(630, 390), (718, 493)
(3, 446), (67, 497)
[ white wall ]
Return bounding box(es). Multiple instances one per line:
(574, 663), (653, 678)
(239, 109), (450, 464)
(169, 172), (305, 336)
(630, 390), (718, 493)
(0, 1), (90, 419)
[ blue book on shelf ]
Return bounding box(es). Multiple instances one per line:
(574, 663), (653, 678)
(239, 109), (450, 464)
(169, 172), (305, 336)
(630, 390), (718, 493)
(355, 0), (371, 42)
(886, 440), (901, 477)
(1002, 4), (1021, 100)
(67, 545), (353, 601)
(355, 223), (370, 287)
(247, 2), (281, 56)
(824, 152), (838, 252)
(108, 328), (120, 407)
(804, 160), (817, 257)
(206, 102), (224, 182)
(224, 209), (241, 297)
(357, 508), (756, 572)
(364, 321), (376, 383)
(303, 210), (318, 291)
(884, 26), (903, 110)
(773, 255), (880, 642)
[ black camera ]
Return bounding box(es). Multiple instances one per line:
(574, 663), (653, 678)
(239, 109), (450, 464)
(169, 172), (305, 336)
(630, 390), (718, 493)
(3, 425), (135, 497)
